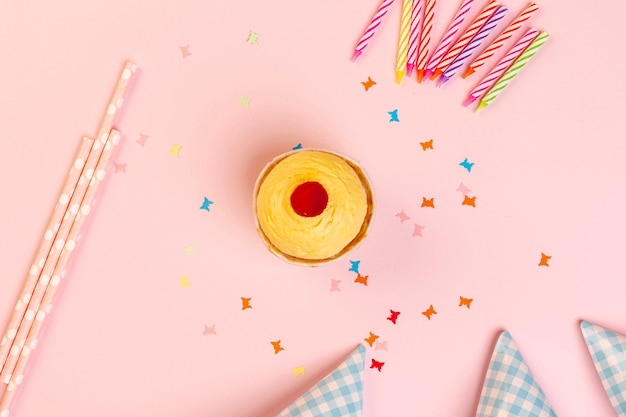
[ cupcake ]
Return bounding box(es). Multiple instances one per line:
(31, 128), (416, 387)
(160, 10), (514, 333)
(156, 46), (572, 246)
(254, 149), (374, 266)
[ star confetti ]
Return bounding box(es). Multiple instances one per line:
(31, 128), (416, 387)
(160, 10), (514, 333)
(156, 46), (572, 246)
(456, 182), (471, 195)
(375, 341), (388, 351)
(459, 157), (475, 172)
(539, 253), (551, 267)
(422, 305), (437, 320)
(421, 197), (435, 208)
(420, 139), (434, 150)
(459, 296), (473, 309)
(241, 297), (252, 310)
(292, 143), (302, 150)
(364, 331), (379, 347)
(238, 96), (251, 107)
(354, 274), (368, 286)
(330, 279), (341, 292)
(203, 324), (216, 335)
(412, 224), (425, 237)
(136, 133), (149, 147)
(113, 162), (126, 173)
(247, 30), (259, 45)
(387, 310), (400, 324)
(361, 76), (376, 91)
(169, 144), (182, 158)
(180, 276), (191, 288)
(183, 246), (195, 256)
(462, 195), (476, 207)
(349, 260), (360, 274)
(370, 359), (385, 372)
(200, 197), (214, 212)
(388, 109), (399, 122)
(395, 210), (410, 223)
(180, 45), (192, 58)
(271, 340), (284, 354)
(292, 366), (305, 377)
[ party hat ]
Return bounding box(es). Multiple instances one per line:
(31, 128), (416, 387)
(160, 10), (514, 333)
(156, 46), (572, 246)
(580, 320), (626, 416)
(476, 331), (557, 417)
(276, 344), (366, 417)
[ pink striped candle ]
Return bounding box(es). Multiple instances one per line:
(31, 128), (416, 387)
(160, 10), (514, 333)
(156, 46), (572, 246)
(422, 0), (475, 81)
(438, 5), (508, 86)
(431, 0), (499, 81)
(352, 0), (396, 61)
(463, 27), (539, 107)
(406, 0), (424, 76)
(463, 2), (538, 78)
(416, 0), (435, 82)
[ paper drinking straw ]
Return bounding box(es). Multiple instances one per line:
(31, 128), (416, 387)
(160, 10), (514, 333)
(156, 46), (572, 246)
(463, 27), (538, 107)
(463, 2), (538, 78)
(396, 0), (413, 84)
(0, 61), (137, 385)
(422, 0), (474, 81)
(477, 31), (549, 111)
(0, 130), (123, 417)
(431, 0), (499, 81)
(352, 0), (396, 61)
(406, 0), (424, 76)
(416, 0), (435, 82)
(0, 137), (93, 374)
(439, 5), (507, 86)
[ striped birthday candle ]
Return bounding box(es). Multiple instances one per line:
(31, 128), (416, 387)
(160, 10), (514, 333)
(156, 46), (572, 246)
(352, 0), (396, 62)
(416, 0), (435, 82)
(463, 2), (539, 78)
(431, 0), (499, 81)
(463, 27), (538, 107)
(406, 0), (424, 76)
(423, 0), (475, 81)
(396, 0), (414, 83)
(478, 30), (550, 110)
(439, 5), (508, 86)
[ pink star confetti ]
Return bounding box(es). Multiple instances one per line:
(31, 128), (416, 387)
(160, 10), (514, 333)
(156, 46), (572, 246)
(374, 341), (388, 351)
(395, 210), (410, 223)
(456, 182), (471, 195)
(180, 45), (192, 58)
(113, 162), (126, 173)
(412, 224), (425, 237)
(203, 324), (216, 335)
(330, 279), (341, 292)
(136, 133), (149, 147)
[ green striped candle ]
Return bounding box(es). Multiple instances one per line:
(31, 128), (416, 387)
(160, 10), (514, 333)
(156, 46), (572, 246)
(477, 31), (549, 111)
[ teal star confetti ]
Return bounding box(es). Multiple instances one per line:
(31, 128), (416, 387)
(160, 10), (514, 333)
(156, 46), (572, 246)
(200, 197), (213, 212)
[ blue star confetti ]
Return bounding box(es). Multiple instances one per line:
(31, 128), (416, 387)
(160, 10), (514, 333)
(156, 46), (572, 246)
(292, 143), (302, 150)
(388, 109), (399, 122)
(349, 260), (360, 274)
(459, 158), (475, 172)
(200, 197), (214, 212)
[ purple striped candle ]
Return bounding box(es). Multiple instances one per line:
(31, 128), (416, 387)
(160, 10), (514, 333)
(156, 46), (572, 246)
(439, 5), (508, 86)
(422, 0), (475, 80)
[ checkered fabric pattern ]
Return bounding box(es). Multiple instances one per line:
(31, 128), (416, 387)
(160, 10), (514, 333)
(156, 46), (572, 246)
(476, 331), (557, 417)
(276, 344), (365, 417)
(581, 320), (626, 417)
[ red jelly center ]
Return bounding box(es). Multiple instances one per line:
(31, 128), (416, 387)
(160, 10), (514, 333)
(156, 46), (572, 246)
(290, 181), (328, 217)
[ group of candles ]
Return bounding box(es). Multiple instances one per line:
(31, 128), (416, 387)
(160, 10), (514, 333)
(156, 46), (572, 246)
(352, 0), (548, 111)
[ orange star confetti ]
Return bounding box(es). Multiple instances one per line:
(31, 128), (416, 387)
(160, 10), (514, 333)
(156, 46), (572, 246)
(420, 139), (433, 150)
(241, 297), (252, 310)
(462, 195), (476, 207)
(370, 359), (385, 372)
(421, 197), (435, 208)
(459, 296), (473, 309)
(292, 366), (305, 377)
(354, 274), (368, 286)
(539, 253), (551, 267)
(271, 340), (284, 354)
(361, 76), (376, 91)
(364, 331), (379, 347)
(422, 305), (437, 320)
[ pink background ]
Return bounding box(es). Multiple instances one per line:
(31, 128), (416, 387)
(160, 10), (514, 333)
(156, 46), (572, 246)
(1, 0), (625, 416)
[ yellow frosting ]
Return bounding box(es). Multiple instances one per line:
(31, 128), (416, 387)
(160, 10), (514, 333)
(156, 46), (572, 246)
(255, 150), (371, 262)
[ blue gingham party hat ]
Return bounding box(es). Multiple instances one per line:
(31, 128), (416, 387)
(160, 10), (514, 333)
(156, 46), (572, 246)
(580, 320), (626, 416)
(276, 344), (366, 417)
(476, 331), (557, 417)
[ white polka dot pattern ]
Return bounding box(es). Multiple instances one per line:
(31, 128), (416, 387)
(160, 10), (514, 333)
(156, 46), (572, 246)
(0, 60), (136, 416)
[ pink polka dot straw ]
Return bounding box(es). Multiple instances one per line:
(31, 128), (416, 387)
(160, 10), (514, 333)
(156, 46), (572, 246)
(0, 61), (137, 417)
